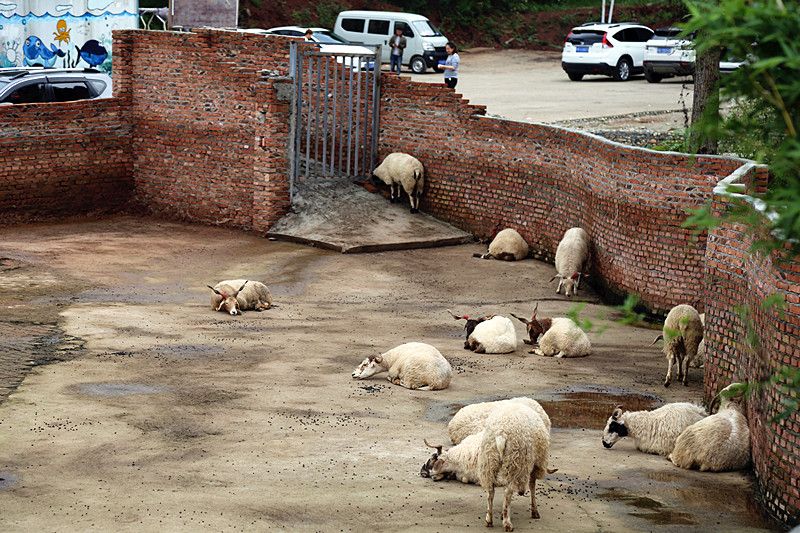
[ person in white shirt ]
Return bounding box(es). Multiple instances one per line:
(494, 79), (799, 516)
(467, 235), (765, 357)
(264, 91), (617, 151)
(441, 41), (460, 89)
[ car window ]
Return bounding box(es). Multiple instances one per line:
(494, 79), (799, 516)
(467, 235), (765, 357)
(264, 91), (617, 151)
(87, 79), (107, 96)
(2, 82), (45, 104)
(314, 30), (349, 44)
(394, 22), (414, 38)
(635, 28), (654, 42)
(367, 19), (390, 35)
(50, 81), (91, 102)
(411, 20), (441, 37)
(613, 29), (631, 42)
(341, 18), (364, 33)
(567, 30), (604, 45)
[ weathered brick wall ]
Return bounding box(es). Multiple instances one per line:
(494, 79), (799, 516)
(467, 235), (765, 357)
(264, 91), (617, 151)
(0, 99), (132, 219)
(705, 163), (800, 525)
(379, 75), (746, 314)
(112, 29), (292, 231)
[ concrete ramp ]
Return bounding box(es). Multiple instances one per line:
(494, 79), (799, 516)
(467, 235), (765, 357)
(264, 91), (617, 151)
(266, 181), (474, 253)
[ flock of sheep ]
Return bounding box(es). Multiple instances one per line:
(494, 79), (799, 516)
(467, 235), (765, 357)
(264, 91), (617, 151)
(205, 152), (752, 531)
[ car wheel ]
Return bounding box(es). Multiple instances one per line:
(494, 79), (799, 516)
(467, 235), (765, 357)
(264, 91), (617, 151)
(613, 57), (632, 81)
(567, 72), (584, 81)
(410, 56), (427, 74)
(644, 70), (662, 83)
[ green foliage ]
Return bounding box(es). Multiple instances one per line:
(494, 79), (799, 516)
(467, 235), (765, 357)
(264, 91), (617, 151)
(290, 0), (346, 30)
(722, 367), (800, 422)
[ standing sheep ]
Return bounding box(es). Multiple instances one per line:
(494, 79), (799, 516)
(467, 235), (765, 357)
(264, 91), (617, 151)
(371, 152), (425, 213)
(207, 279), (273, 315)
(511, 304), (591, 358)
(473, 228), (529, 261)
(447, 310), (517, 354)
(448, 397), (552, 445)
(550, 227), (590, 297)
(669, 383), (750, 472)
(351, 342), (452, 390)
(602, 402), (708, 456)
(652, 304), (704, 387)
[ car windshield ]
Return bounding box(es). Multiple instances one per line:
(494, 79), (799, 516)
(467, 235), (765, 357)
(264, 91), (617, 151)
(412, 20), (441, 37)
(313, 30), (350, 44)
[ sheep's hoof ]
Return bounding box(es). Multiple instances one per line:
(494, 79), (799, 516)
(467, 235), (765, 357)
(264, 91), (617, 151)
(531, 510), (540, 519)
(664, 381), (671, 388)
(410, 208), (417, 213)
(485, 516), (493, 528)
(503, 521), (513, 531)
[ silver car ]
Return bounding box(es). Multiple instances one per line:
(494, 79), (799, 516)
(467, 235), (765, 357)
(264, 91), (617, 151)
(0, 67), (112, 104)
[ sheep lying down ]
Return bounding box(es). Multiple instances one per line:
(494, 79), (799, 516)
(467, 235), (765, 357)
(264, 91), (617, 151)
(208, 279), (273, 315)
(351, 342), (452, 390)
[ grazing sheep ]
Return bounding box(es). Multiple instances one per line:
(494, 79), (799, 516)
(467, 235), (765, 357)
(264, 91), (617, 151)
(351, 342), (452, 390)
(424, 402), (556, 531)
(473, 228), (529, 261)
(511, 304), (591, 358)
(550, 227), (590, 298)
(602, 402), (708, 456)
(447, 310), (517, 354)
(207, 279), (273, 315)
(448, 397), (552, 445)
(669, 383), (750, 472)
(371, 152), (425, 213)
(651, 304), (704, 387)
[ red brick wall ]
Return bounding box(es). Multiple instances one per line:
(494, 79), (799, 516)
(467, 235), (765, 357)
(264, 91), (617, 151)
(112, 29), (292, 231)
(0, 99), (132, 219)
(379, 75), (746, 314)
(705, 163), (800, 525)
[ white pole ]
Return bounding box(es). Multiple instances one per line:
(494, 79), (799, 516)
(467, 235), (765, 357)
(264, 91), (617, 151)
(601, 0), (606, 23)
(608, 0), (615, 23)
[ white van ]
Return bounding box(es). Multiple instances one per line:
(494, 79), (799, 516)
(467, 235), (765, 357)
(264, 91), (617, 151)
(334, 10), (449, 74)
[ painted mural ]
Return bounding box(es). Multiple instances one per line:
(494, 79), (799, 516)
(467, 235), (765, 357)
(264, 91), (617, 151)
(0, 1), (138, 73)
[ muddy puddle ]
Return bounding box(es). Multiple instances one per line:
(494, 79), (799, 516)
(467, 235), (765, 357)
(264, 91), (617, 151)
(425, 384), (662, 429)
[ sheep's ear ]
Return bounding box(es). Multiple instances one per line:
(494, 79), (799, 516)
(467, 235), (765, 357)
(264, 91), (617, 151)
(612, 405), (624, 419)
(207, 285), (222, 295)
(549, 275), (559, 282)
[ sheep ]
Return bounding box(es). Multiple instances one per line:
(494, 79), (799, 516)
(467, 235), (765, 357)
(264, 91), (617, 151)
(651, 304), (704, 387)
(448, 397), (552, 445)
(371, 152), (425, 213)
(669, 383), (750, 472)
(421, 433), (483, 484)
(423, 402), (556, 531)
(549, 227), (590, 297)
(447, 309), (517, 354)
(207, 279), (273, 315)
(473, 228), (529, 261)
(602, 402), (708, 456)
(511, 304), (591, 358)
(351, 342), (451, 390)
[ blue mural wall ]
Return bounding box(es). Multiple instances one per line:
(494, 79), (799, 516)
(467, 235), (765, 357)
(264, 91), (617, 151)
(0, 1), (138, 72)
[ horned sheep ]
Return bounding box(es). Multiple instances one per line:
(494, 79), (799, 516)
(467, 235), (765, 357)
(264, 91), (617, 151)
(652, 304), (704, 387)
(207, 279), (273, 315)
(423, 402), (556, 531)
(602, 402), (708, 456)
(351, 342), (452, 390)
(473, 228), (529, 261)
(550, 227), (590, 297)
(447, 310), (517, 354)
(511, 304), (591, 358)
(669, 383), (750, 472)
(371, 152), (425, 213)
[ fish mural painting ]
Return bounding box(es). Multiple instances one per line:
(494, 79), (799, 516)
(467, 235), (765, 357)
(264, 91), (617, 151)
(0, 1), (137, 71)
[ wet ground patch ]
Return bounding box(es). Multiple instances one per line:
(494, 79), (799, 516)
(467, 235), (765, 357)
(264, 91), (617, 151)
(425, 384), (662, 429)
(72, 382), (168, 397)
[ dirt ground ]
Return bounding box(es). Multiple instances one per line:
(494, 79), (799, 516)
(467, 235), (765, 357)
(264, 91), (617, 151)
(0, 216), (782, 532)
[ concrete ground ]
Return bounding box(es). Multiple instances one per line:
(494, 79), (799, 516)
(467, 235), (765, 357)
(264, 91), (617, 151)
(0, 216), (782, 532)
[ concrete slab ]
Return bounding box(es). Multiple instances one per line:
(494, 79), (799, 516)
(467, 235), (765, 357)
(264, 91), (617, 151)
(266, 180), (474, 253)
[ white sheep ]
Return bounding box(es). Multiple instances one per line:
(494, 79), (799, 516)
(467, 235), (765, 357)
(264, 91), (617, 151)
(448, 397), (552, 445)
(371, 152), (425, 213)
(669, 383), (750, 471)
(511, 304), (591, 358)
(651, 304), (704, 387)
(447, 310), (517, 354)
(602, 402), (708, 456)
(351, 342), (452, 390)
(473, 228), (529, 261)
(207, 279), (273, 315)
(423, 402), (556, 530)
(549, 227), (590, 297)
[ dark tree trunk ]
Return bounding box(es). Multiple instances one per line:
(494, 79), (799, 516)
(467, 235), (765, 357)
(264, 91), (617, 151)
(690, 46), (722, 154)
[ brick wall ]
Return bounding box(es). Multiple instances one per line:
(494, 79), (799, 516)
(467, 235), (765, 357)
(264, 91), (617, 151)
(705, 163), (800, 525)
(379, 75), (746, 314)
(112, 29), (292, 231)
(0, 99), (132, 219)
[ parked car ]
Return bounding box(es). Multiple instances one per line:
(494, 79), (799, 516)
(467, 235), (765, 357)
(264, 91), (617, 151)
(643, 27), (744, 83)
(561, 22), (655, 81)
(0, 67), (112, 104)
(334, 11), (449, 74)
(253, 26), (376, 70)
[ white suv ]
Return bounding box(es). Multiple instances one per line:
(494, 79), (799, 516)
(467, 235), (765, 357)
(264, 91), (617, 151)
(561, 22), (654, 81)
(0, 67), (112, 104)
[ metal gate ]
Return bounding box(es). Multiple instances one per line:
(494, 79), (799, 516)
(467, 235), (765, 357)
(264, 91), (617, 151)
(289, 42), (381, 201)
